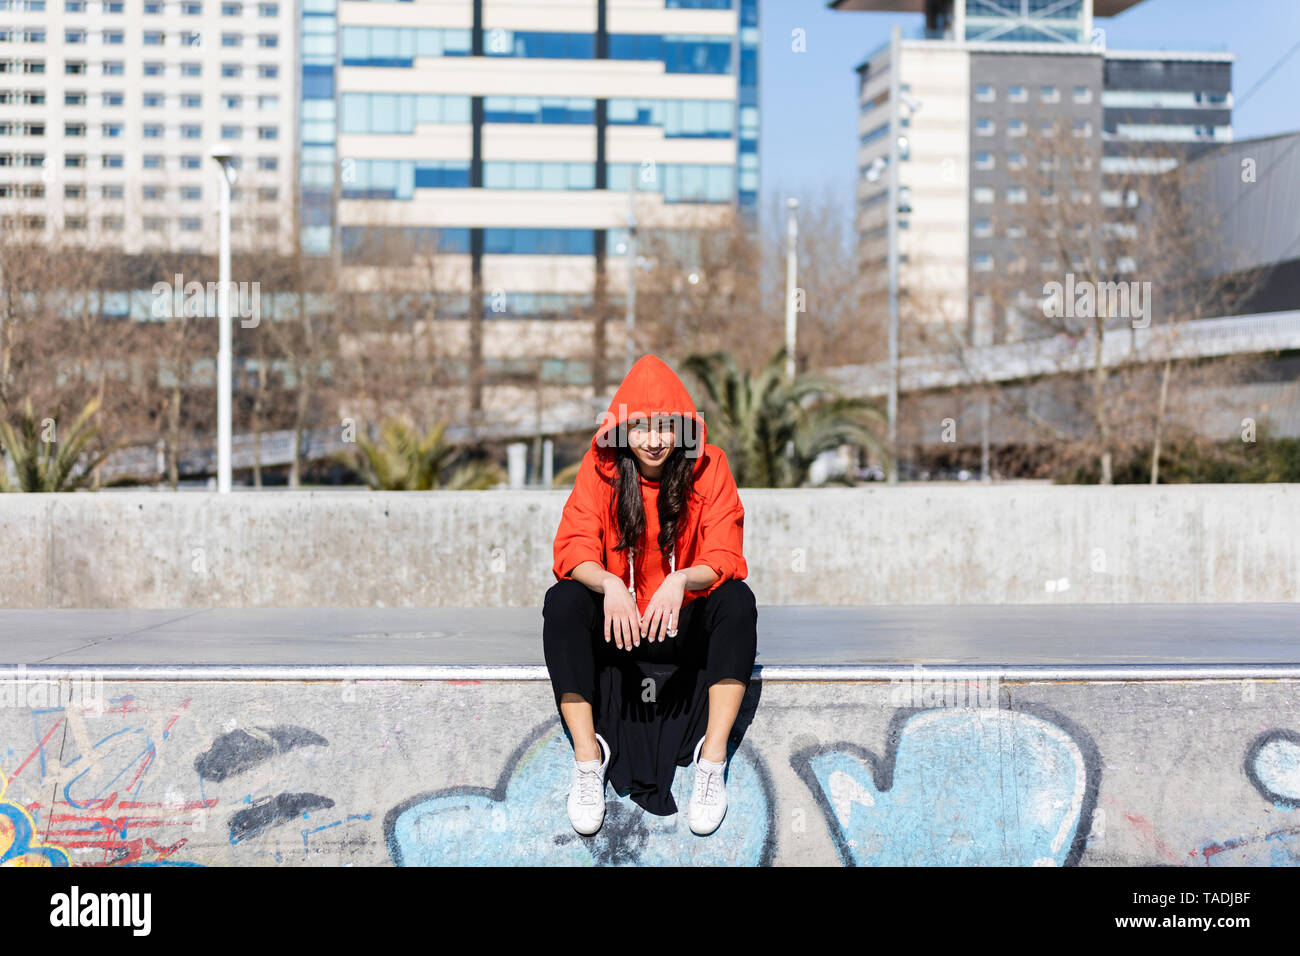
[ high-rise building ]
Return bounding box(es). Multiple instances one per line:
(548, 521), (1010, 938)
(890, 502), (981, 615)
(0, 0), (298, 254)
(329, 0), (759, 404)
(832, 0), (1233, 346)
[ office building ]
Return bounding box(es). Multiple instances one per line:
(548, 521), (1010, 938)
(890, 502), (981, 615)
(833, 0), (1234, 346)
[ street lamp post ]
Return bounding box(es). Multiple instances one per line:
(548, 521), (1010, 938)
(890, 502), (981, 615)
(886, 24), (901, 485)
(210, 145), (236, 494)
(784, 197), (799, 381)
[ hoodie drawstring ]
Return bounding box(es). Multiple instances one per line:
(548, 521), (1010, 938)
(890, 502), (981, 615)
(627, 546), (678, 637)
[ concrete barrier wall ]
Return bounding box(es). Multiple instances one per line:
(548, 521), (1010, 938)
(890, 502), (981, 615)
(2, 677), (1296, 866)
(1, 485), (1298, 608)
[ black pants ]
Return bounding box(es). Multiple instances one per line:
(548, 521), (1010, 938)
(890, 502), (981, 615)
(541, 577), (758, 815)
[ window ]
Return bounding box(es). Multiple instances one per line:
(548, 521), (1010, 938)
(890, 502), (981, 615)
(65, 29), (86, 43)
(64, 153), (85, 168)
(221, 1), (241, 13)
(143, 153), (162, 168)
(1040, 120), (1058, 137)
(259, 2), (278, 14)
(973, 186), (993, 203)
(143, 91), (164, 108)
(65, 60), (86, 75)
(101, 122), (123, 138)
(180, 185), (201, 201)
(1072, 119), (1091, 138)
(144, 1), (162, 11)
(1007, 151), (1026, 169)
(257, 63), (277, 78)
(223, 93), (242, 109)
(181, 62), (201, 77)
(102, 215), (124, 231)
(1006, 186), (1027, 203)
(180, 124), (201, 138)
(182, 1), (202, 12)
(222, 63), (241, 77)
(1008, 84), (1027, 102)
(65, 0), (84, 8)
(1007, 118), (1026, 137)
(975, 83), (995, 102)
(1040, 85), (1059, 103)
(103, 60), (123, 75)
(181, 93), (201, 108)
(1039, 257), (1057, 272)
(143, 61), (163, 75)
(143, 216), (166, 232)
(180, 217), (202, 232)
(1072, 85), (1091, 103)
(143, 184), (164, 200)
(975, 117), (995, 136)
(1006, 223), (1026, 239)
(222, 33), (241, 47)
(257, 155), (277, 170)
(64, 122), (85, 137)
(257, 94), (277, 110)
(65, 91), (85, 105)
(974, 151), (994, 170)
(973, 253), (993, 272)
(101, 154), (123, 169)
(142, 31), (163, 46)
(974, 218), (992, 238)
(102, 91), (123, 106)
(142, 124), (163, 138)
(180, 154), (201, 169)
(221, 125), (241, 139)
(257, 186), (277, 201)
(257, 34), (277, 48)
(256, 125), (277, 140)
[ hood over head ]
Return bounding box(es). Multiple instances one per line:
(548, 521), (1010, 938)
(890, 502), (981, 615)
(590, 354), (707, 481)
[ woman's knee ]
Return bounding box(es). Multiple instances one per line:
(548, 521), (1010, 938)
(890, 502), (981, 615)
(543, 578), (595, 619)
(712, 579), (757, 618)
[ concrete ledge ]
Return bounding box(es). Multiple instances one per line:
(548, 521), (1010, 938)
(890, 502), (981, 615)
(2, 485), (1299, 607)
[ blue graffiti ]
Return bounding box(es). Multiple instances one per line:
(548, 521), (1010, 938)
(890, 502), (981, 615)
(1245, 729), (1300, 810)
(385, 721), (774, 866)
(794, 708), (1094, 866)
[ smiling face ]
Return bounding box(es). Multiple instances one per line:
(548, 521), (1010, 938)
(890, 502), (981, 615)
(626, 414), (677, 477)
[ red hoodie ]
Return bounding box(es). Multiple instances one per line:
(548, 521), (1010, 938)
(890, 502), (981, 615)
(552, 353), (747, 616)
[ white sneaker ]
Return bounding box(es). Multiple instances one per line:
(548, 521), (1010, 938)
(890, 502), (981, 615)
(567, 732), (611, 836)
(688, 736), (728, 835)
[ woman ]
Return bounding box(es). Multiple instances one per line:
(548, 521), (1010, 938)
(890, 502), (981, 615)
(543, 353), (757, 837)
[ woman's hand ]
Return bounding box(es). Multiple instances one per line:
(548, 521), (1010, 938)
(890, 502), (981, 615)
(603, 572), (642, 651)
(641, 571), (687, 643)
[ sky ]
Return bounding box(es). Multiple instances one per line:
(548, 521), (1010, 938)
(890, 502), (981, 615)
(757, 0), (1300, 227)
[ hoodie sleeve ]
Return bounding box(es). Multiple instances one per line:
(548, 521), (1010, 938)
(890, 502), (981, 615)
(553, 448), (608, 583)
(692, 445), (747, 596)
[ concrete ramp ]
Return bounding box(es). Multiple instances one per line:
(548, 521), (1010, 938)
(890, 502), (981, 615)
(1, 606), (1298, 866)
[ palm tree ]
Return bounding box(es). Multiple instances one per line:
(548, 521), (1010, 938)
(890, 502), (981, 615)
(341, 418), (505, 490)
(680, 347), (889, 487)
(0, 396), (121, 492)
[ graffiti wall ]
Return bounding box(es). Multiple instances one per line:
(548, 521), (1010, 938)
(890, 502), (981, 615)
(0, 679), (1295, 866)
